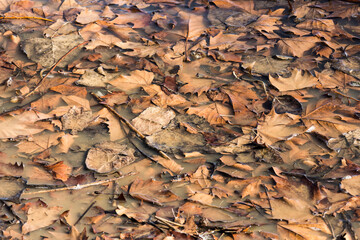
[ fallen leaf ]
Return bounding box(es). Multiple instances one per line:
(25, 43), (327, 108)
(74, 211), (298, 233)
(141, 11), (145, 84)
(0, 111), (51, 139)
(61, 106), (92, 133)
(257, 109), (306, 145)
(129, 178), (179, 205)
(131, 106), (176, 135)
(109, 70), (154, 94)
(269, 68), (318, 91)
(85, 142), (135, 174)
(22, 201), (62, 234)
(277, 36), (320, 57)
(45, 161), (72, 181)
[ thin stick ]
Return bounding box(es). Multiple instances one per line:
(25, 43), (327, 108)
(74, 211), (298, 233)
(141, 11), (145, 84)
(91, 93), (174, 161)
(24, 40), (89, 98)
(74, 201), (96, 226)
(22, 174), (133, 196)
(0, 16), (54, 22)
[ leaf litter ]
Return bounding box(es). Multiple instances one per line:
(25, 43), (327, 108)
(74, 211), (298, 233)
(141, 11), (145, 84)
(0, 0), (359, 239)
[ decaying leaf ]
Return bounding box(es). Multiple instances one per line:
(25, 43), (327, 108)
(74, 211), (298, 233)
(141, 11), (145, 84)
(131, 106), (176, 136)
(61, 106), (92, 134)
(0, 177), (26, 202)
(85, 142), (135, 173)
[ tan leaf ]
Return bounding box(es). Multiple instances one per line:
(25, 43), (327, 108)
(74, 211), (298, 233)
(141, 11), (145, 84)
(76, 8), (100, 24)
(269, 68), (318, 91)
(131, 106), (176, 135)
(277, 36), (320, 57)
(109, 70), (154, 94)
(0, 111), (51, 139)
(152, 156), (183, 174)
(96, 108), (125, 141)
(187, 103), (232, 125)
(57, 134), (76, 153)
(22, 202), (62, 234)
(341, 175), (360, 196)
(85, 142), (135, 174)
(129, 179), (179, 205)
(188, 192), (213, 205)
(257, 109), (306, 145)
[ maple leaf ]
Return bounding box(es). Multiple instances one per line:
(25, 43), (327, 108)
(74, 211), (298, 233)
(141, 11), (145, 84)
(269, 68), (318, 91)
(257, 109), (306, 145)
(187, 103), (232, 125)
(302, 99), (360, 138)
(277, 36), (320, 57)
(109, 70), (154, 93)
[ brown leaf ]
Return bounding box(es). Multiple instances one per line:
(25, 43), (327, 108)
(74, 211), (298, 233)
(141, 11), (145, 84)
(257, 109), (306, 145)
(22, 201), (62, 234)
(131, 106), (176, 135)
(0, 111), (51, 139)
(188, 192), (213, 206)
(101, 91), (128, 106)
(152, 156), (183, 174)
(96, 108), (125, 141)
(50, 85), (87, 98)
(269, 68), (318, 92)
(46, 161), (72, 182)
(341, 175), (360, 196)
(187, 103), (232, 125)
(85, 142), (135, 174)
(129, 179), (179, 205)
(277, 36), (320, 57)
(76, 8), (100, 24)
(109, 70), (154, 94)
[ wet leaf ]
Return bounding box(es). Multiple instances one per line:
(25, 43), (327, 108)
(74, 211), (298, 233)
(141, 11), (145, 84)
(22, 200), (62, 234)
(129, 179), (179, 205)
(131, 106), (176, 136)
(0, 177), (26, 202)
(85, 142), (135, 174)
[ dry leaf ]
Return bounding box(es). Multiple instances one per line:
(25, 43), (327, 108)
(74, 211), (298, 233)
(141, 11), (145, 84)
(109, 70), (154, 94)
(269, 68), (318, 91)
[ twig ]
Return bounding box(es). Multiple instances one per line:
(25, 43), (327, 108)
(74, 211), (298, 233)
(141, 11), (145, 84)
(0, 16), (54, 22)
(91, 92), (174, 162)
(22, 173), (133, 196)
(74, 201), (96, 226)
(21, 40), (89, 99)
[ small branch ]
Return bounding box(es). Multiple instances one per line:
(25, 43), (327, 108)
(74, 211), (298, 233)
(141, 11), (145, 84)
(0, 16), (54, 22)
(74, 201), (96, 226)
(22, 173), (134, 196)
